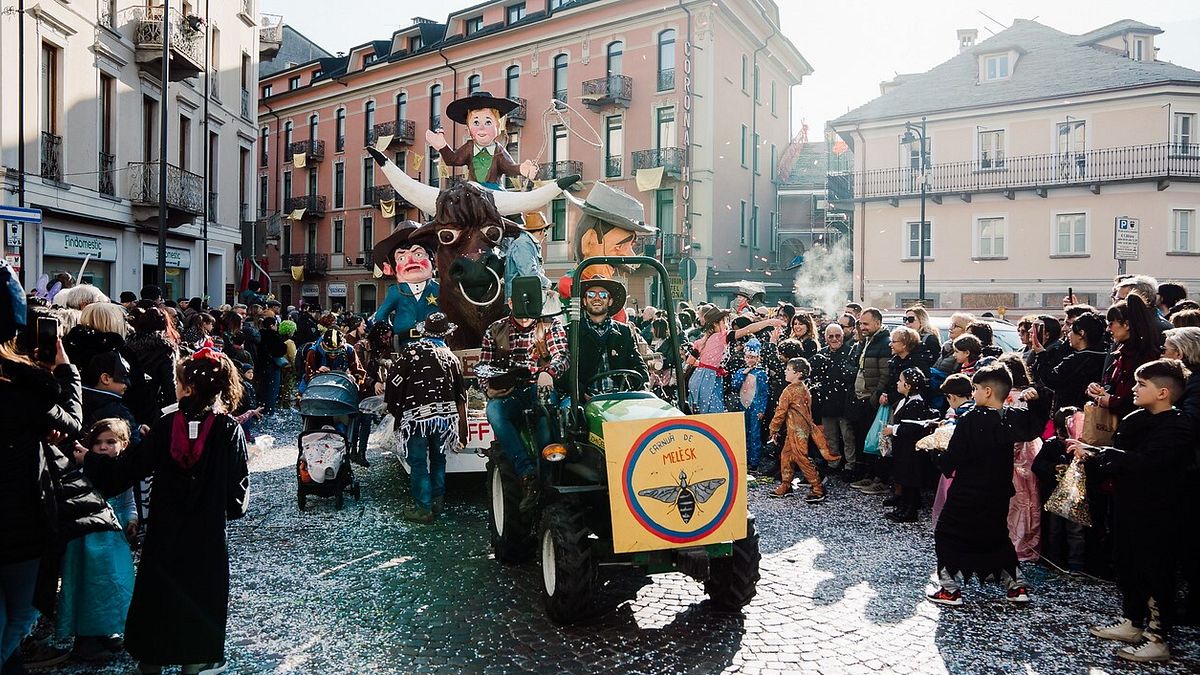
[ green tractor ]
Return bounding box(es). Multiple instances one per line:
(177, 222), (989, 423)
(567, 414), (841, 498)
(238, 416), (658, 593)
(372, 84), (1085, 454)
(485, 256), (761, 623)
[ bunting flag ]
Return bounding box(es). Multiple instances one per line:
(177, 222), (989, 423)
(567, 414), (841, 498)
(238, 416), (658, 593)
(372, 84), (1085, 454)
(533, 180), (550, 189)
(508, 175), (524, 190)
(289, 208), (305, 220)
(409, 153), (424, 173)
(293, 152), (306, 168)
(372, 264), (384, 279)
(291, 266), (305, 282)
(373, 134), (394, 153)
(437, 162), (451, 178)
(380, 198), (396, 218)
(635, 166), (665, 192)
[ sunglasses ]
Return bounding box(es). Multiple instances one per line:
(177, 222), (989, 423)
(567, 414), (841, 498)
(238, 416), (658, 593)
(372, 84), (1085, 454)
(585, 290), (611, 299)
(903, 316), (916, 323)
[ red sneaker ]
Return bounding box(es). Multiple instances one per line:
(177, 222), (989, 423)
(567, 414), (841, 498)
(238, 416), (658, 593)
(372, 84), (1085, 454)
(926, 588), (963, 606)
(1006, 586), (1030, 603)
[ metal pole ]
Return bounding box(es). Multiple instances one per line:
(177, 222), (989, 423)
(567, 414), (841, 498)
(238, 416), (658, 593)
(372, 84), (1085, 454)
(157, 0), (170, 289)
(918, 117), (927, 306)
(16, 0), (27, 285)
(202, 0), (210, 300)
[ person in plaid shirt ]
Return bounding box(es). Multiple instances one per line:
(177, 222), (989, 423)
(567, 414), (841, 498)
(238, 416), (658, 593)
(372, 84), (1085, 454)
(479, 305), (569, 510)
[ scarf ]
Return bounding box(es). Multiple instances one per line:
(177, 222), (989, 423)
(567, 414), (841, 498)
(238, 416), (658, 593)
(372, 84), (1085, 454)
(170, 412), (217, 469)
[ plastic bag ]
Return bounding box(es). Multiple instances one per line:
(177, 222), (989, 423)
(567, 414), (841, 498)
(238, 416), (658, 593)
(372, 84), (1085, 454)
(1044, 454), (1092, 527)
(863, 404), (891, 456)
(370, 413), (402, 456)
(916, 425), (954, 451)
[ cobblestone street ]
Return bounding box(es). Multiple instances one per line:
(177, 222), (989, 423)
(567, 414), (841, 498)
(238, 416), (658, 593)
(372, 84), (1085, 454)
(51, 410), (1199, 674)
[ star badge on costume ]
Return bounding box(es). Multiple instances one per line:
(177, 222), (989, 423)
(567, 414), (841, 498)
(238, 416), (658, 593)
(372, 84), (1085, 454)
(426, 295), (438, 305)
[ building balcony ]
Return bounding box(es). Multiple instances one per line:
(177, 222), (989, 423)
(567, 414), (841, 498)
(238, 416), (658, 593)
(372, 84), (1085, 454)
(537, 160), (584, 181)
(605, 156), (622, 178)
(122, 6), (204, 81)
(127, 161), (205, 228)
(368, 119), (416, 149)
(286, 195), (327, 218)
(658, 233), (687, 265)
(241, 89), (251, 120)
(581, 74), (633, 109)
(371, 185), (413, 210)
(284, 253), (329, 274)
(828, 142), (1200, 202)
(288, 139), (326, 164)
(631, 147), (686, 179)
(657, 68), (675, 92)
(98, 151), (115, 196)
(507, 97), (527, 127)
(259, 14), (284, 60)
(40, 132), (62, 182)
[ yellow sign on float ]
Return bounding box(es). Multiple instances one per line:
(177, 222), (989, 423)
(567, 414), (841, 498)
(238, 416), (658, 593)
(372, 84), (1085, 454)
(603, 413), (747, 554)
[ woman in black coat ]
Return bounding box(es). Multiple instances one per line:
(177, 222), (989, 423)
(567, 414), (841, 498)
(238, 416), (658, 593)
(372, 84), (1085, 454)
(122, 304), (178, 426)
(1039, 312), (1107, 410)
(86, 348), (249, 672)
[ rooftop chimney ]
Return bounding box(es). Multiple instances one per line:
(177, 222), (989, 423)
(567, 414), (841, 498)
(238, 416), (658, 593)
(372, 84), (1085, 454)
(957, 28), (978, 53)
(412, 17), (434, 25)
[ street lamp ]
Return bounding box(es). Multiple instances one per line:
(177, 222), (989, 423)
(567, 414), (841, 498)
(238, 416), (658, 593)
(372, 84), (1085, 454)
(900, 116), (929, 306)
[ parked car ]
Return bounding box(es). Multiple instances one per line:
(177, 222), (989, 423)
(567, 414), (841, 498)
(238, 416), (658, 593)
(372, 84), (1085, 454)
(881, 314), (1022, 353)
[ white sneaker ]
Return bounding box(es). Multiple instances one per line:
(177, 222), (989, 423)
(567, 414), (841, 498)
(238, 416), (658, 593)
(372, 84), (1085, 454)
(1116, 636), (1170, 663)
(1089, 618), (1142, 644)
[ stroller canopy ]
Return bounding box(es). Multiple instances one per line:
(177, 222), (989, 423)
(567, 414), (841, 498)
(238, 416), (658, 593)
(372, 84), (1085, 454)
(300, 372), (361, 417)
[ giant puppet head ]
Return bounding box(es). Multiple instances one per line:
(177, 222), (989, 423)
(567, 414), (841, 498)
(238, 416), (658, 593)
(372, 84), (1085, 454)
(445, 92), (520, 149)
(372, 220), (436, 284)
(568, 181), (656, 279)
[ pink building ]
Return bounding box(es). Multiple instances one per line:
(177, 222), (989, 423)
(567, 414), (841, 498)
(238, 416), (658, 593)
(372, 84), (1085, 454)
(256, 0), (809, 313)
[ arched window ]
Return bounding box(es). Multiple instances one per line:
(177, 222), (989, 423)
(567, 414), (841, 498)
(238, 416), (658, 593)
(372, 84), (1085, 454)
(308, 114), (318, 141)
(430, 84), (442, 128)
(552, 54), (568, 102)
(395, 92), (407, 121)
(606, 41), (623, 76)
(657, 29), (676, 91)
(284, 121), (293, 148)
(505, 65), (520, 98)
(335, 108), (346, 151)
(259, 126), (269, 166)
(364, 101), (375, 143)
(467, 74), (481, 94)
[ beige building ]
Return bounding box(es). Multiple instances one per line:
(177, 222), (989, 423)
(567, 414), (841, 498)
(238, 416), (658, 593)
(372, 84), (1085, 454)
(0, 1), (281, 302)
(255, 0), (808, 312)
(828, 19), (1200, 311)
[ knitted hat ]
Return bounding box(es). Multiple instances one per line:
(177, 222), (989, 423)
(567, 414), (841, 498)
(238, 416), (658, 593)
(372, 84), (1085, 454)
(0, 261), (27, 342)
(277, 319), (297, 338)
(744, 338), (763, 356)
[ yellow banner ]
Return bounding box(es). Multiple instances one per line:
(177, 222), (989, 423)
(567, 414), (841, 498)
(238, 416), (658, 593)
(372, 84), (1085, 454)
(409, 153), (424, 173)
(292, 152), (306, 168)
(635, 166), (665, 192)
(290, 266), (305, 282)
(380, 198), (396, 218)
(289, 208), (306, 220)
(372, 263), (383, 278)
(373, 134), (394, 153)
(603, 413), (748, 553)
(437, 162), (451, 178)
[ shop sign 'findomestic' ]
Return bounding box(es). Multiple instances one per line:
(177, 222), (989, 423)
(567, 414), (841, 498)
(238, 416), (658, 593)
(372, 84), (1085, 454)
(302, 283), (320, 297)
(42, 230), (118, 262)
(141, 244), (193, 269)
(327, 282), (348, 297)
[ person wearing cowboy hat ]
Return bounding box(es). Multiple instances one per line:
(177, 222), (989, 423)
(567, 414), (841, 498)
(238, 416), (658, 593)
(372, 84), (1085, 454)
(425, 91), (538, 190)
(372, 220), (441, 347)
(563, 276), (647, 399)
(385, 312), (467, 524)
(502, 210), (565, 320)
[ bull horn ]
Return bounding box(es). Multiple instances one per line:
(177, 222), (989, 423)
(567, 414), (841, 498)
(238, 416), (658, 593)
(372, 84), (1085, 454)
(368, 147), (438, 216)
(491, 175), (580, 215)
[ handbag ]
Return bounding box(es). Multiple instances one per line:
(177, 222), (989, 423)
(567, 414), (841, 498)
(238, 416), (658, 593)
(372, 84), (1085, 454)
(863, 404), (891, 456)
(274, 356), (290, 368)
(1044, 454), (1092, 526)
(1080, 401), (1117, 446)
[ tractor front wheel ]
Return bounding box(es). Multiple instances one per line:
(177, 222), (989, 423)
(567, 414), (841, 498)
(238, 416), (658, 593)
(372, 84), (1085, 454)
(539, 503), (596, 624)
(487, 456), (534, 564)
(705, 516), (761, 610)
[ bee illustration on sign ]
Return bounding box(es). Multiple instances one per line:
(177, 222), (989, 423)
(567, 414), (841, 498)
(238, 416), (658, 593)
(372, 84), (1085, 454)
(637, 471), (727, 524)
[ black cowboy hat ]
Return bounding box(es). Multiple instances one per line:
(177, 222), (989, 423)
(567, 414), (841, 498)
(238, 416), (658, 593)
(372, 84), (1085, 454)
(416, 312), (457, 338)
(445, 91), (520, 125)
(372, 220), (438, 270)
(579, 275), (627, 317)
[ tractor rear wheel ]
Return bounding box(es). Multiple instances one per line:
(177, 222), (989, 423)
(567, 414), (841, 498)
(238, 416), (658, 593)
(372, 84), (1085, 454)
(705, 516), (761, 610)
(540, 503), (596, 624)
(487, 456), (534, 563)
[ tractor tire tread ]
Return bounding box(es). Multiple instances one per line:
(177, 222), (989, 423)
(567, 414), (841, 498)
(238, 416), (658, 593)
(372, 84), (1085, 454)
(542, 504), (596, 624)
(705, 517), (761, 610)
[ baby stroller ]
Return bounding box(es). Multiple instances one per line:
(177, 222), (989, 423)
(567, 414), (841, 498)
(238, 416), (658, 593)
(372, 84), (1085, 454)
(297, 372), (363, 510)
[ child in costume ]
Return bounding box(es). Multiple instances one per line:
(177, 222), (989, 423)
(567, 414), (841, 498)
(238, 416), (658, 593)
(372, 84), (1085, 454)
(930, 373), (974, 527)
(880, 367), (938, 522)
(767, 357), (841, 502)
(426, 92), (537, 190)
(926, 363), (1041, 607)
(999, 353), (1045, 563)
(1070, 359), (1193, 663)
(731, 338), (769, 469)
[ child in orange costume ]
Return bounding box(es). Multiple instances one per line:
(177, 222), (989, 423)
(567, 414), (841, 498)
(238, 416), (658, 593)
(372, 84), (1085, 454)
(768, 357), (841, 502)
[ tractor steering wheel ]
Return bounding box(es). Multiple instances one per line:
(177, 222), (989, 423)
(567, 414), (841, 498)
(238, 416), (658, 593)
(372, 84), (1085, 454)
(586, 369), (647, 395)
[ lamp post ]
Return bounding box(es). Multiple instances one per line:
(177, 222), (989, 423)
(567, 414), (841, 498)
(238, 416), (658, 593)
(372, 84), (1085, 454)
(901, 117), (929, 306)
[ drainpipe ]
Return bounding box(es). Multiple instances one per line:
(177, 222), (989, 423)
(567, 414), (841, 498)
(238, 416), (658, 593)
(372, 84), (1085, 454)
(263, 99), (282, 287)
(17, 0), (27, 283)
(749, 22), (778, 273)
(853, 124), (866, 301)
(202, 0), (210, 297)
(437, 40), (459, 161)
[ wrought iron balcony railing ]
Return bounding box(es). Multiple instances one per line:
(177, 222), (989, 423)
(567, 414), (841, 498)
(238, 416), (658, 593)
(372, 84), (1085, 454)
(98, 151), (115, 196)
(507, 97), (527, 127)
(284, 253), (329, 272)
(658, 233), (686, 264)
(123, 6), (204, 80)
(208, 191), (218, 219)
(259, 14), (283, 59)
(657, 68), (675, 92)
(241, 89), (250, 120)
(128, 161), (205, 215)
(41, 132), (62, 182)
(286, 195), (327, 217)
(605, 156), (622, 178)
(581, 74), (633, 108)
(537, 160), (584, 181)
(372, 185), (413, 209)
(631, 147), (686, 178)
(369, 119), (416, 149)
(828, 142), (1200, 201)
(288, 139), (326, 164)
(210, 69), (221, 102)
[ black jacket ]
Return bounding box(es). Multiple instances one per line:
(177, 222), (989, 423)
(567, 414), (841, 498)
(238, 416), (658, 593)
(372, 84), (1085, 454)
(883, 349), (934, 404)
(83, 387), (143, 446)
(1040, 349), (1106, 411)
(565, 319), (648, 395)
(811, 343), (855, 418)
(257, 328), (288, 371)
(123, 332), (178, 425)
(851, 328), (891, 404)
(63, 325), (125, 375)
(1028, 339), (1072, 387)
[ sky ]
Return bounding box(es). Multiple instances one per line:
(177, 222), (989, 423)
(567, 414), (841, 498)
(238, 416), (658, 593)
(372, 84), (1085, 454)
(261, 0), (1200, 139)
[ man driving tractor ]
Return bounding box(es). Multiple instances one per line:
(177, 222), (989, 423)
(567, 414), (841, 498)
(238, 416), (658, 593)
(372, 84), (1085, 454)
(563, 276), (647, 399)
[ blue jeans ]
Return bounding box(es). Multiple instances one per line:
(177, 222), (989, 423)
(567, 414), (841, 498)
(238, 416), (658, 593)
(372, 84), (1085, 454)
(1, 558), (41, 664)
(406, 434), (445, 511)
(485, 385), (549, 478)
(260, 367), (282, 412)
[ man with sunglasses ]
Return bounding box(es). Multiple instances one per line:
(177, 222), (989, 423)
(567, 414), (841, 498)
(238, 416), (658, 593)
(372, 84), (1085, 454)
(564, 277), (648, 399)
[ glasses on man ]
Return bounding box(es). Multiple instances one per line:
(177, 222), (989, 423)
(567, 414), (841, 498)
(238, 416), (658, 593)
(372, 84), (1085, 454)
(903, 316), (916, 323)
(585, 290), (611, 299)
